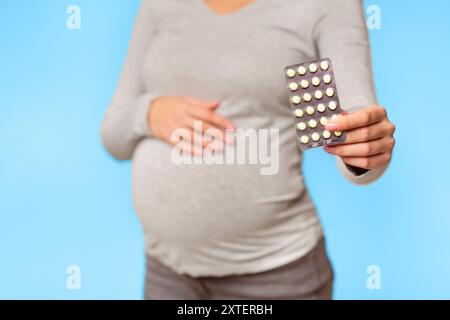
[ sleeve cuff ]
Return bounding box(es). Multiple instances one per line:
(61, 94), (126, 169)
(336, 156), (388, 185)
(133, 93), (158, 138)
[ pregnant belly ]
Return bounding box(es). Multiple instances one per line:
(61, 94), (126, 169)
(131, 138), (307, 246)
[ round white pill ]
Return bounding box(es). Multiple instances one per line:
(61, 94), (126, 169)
(334, 131), (343, 137)
(297, 66), (307, 75)
(299, 135), (309, 144)
(328, 101), (337, 110)
(291, 95), (301, 104)
(286, 68), (296, 78)
(300, 79), (309, 89)
(331, 114), (339, 120)
(294, 109), (304, 117)
(288, 82), (299, 91)
(325, 87), (335, 97)
(323, 74), (332, 84)
(303, 93), (312, 102)
(320, 117), (328, 126)
(320, 60), (329, 71)
(322, 130), (332, 139)
(308, 119), (318, 128)
(309, 63), (318, 73)
(297, 122), (307, 131)
(314, 90), (323, 100)
(317, 103), (326, 113)
(306, 106), (315, 115)
(311, 77), (321, 86)
(311, 132), (320, 142)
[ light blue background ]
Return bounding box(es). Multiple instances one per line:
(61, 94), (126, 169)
(0, 0), (449, 299)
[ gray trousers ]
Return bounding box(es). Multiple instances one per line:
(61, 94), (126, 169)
(144, 238), (333, 300)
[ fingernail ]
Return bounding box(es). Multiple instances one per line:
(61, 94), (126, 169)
(325, 123), (338, 131)
(324, 146), (333, 153)
(225, 122), (236, 131)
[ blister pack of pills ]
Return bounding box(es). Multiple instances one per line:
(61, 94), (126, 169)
(284, 58), (345, 150)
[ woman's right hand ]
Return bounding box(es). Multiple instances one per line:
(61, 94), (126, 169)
(148, 96), (235, 154)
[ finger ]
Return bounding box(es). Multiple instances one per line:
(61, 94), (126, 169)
(184, 97), (220, 110)
(186, 106), (235, 130)
(192, 127), (230, 150)
(169, 129), (201, 156)
(325, 106), (387, 131)
(192, 130), (224, 150)
(343, 120), (396, 144)
(181, 117), (232, 144)
(325, 136), (395, 157)
(201, 129), (226, 151)
(340, 152), (392, 170)
(189, 130), (226, 153)
(181, 117), (215, 134)
(172, 130), (212, 156)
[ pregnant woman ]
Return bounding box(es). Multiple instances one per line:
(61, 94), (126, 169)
(101, 0), (395, 299)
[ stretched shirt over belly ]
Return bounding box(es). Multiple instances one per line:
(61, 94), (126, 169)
(132, 115), (322, 276)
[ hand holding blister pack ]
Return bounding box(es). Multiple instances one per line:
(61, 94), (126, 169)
(284, 59), (345, 151)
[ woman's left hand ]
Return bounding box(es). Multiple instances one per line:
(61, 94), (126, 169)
(323, 105), (396, 170)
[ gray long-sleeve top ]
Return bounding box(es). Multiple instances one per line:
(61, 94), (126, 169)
(101, 0), (388, 277)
